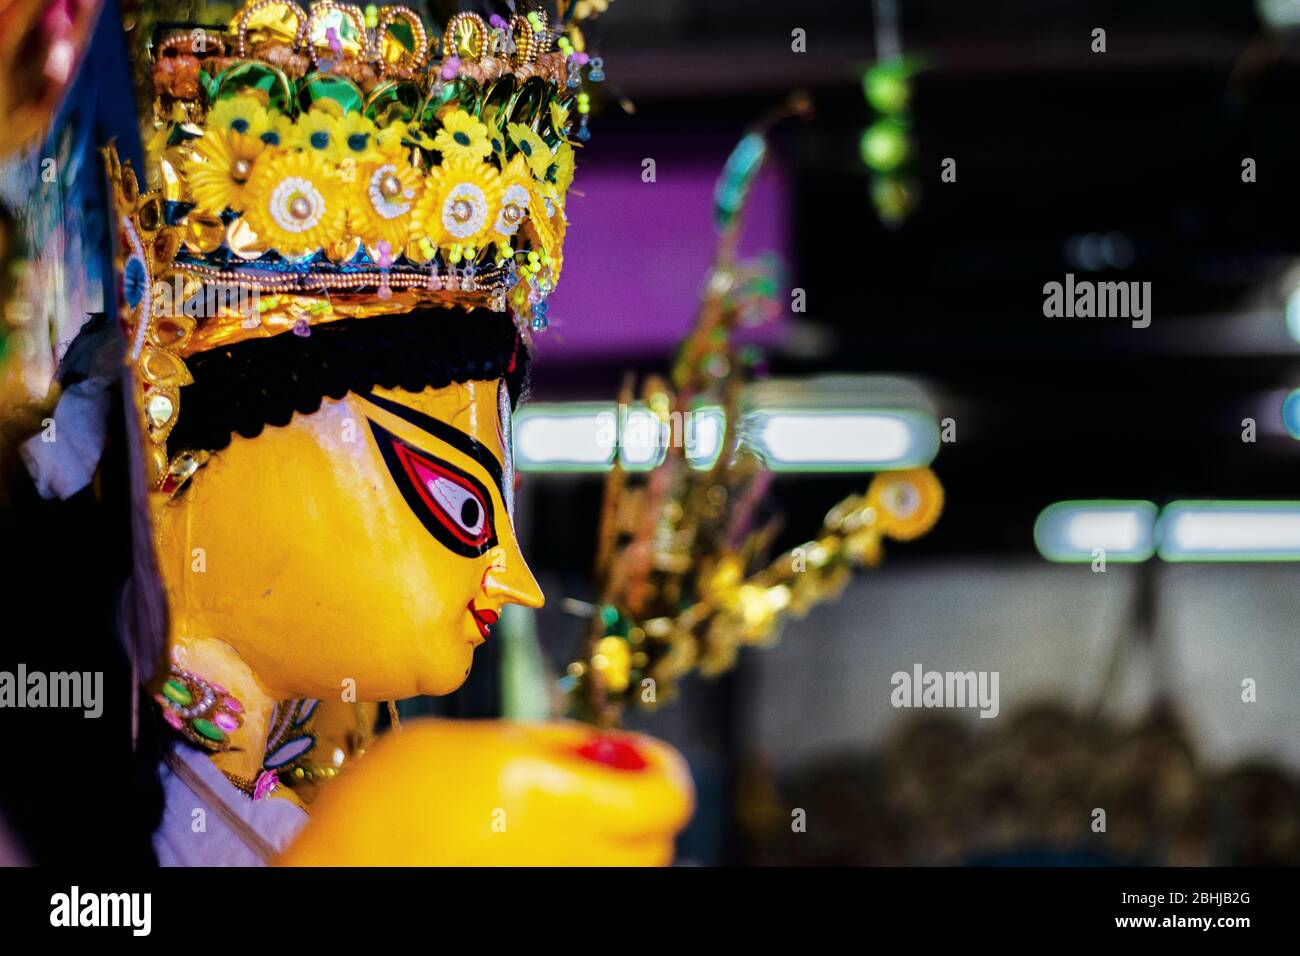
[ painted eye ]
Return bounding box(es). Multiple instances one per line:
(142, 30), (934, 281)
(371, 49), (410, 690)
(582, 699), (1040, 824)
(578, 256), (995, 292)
(422, 469), (486, 538)
(398, 444), (493, 550)
(369, 419), (498, 558)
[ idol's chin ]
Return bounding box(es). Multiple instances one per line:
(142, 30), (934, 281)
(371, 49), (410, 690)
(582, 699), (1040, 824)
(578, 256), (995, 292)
(413, 646), (476, 698)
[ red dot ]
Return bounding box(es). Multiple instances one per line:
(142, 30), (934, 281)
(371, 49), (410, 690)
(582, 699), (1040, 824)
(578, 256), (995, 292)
(576, 735), (648, 771)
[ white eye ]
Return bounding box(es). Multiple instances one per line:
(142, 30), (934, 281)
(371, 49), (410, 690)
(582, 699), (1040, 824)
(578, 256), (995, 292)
(426, 474), (485, 535)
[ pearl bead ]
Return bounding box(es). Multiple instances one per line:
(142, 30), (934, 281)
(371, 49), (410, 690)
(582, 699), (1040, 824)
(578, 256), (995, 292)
(231, 159), (251, 182)
(380, 173), (402, 199)
(452, 198), (473, 223)
(289, 196), (312, 220)
(503, 203), (523, 224)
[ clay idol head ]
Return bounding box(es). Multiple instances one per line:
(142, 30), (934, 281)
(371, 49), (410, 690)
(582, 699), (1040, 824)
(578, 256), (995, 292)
(102, 2), (606, 698)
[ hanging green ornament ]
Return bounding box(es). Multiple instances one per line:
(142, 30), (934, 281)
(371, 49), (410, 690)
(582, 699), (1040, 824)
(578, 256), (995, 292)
(860, 118), (910, 174)
(863, 56), (915, 116)
(870, 174), (915, 227)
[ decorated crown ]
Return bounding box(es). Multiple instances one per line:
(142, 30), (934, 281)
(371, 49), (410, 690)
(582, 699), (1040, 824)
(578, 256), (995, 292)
(106, 1), (610, 494)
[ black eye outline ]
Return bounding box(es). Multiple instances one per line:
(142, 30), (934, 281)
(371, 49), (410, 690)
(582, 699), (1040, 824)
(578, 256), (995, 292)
(368, 419), (498, 558)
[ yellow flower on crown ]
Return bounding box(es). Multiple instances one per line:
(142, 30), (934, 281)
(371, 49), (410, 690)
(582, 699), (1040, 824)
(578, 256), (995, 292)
(242, 149), (346, 258)
(259, 112), (295, 150)
(413, 157), (502, 254)
(207, 97), (262, 132)
(549, 101), (572, 140)
(550, 141), (576, 195)
(480, 106), (508, 160)
(375, 120), (425, 161)
(207, 96), (295, 153)
(434, 109), (493, 164)
(334, 111), (383, 166)
(507, 122), (554, 180)
(349, 156), (424, 254)
(292, 107), (349, 160)
(527, 180), (567, 282)
(185, 129), (264, 217)
(527, 180), (565, 258)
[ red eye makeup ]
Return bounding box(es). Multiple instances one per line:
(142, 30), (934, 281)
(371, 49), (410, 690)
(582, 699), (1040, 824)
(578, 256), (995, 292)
(368, 419), (498, 557)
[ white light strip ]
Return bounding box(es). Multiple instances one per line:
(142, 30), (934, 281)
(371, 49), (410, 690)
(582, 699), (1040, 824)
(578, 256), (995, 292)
(513, 405), (615, 472)
(1034, 501), (1158, 562)
(617, 407), (666, 469)
(513, 404), (938, 474)
(750, 408), (938, 472)
(1158, 502), (1300, 561)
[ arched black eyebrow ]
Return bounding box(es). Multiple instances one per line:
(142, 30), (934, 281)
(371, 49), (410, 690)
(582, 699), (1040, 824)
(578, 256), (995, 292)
(359, 391), (504, 494)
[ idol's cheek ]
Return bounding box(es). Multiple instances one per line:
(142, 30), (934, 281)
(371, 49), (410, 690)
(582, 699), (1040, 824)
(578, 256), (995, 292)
(389, 581), (484, 698)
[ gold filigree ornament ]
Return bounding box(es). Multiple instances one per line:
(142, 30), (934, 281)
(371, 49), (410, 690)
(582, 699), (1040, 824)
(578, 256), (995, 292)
(375, 7), (428, 78)
(104, 145), (199, 495)
(299, 2), (370, 68)
(236, 0), (307, 58)
(444, 12), (490, 61)
(560, 100), (944, 727)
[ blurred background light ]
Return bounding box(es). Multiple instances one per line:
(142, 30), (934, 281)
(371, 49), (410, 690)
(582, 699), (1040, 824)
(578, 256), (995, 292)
(616, 406), (667, 471)
(1257, 0), (1300, 31)
(514, 402), (937, 474)
(1157, 501), (1300, 561)
(685, 405), (726, 470)
(1033, 500), (1158, 562)
(748, 408), (939, 472)
(616, 404), (725, 471)
(859, 117), (911, 173)
(514, 404), (616, 473)
(1283, 388), (1300, 439)
(1064, 231), (1136, 271)
(748, 408), (941, 473)
(1286, 287), (1300, 344)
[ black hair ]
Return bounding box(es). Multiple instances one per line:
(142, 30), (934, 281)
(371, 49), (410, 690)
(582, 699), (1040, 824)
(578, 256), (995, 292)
(168, 306), (530, 456)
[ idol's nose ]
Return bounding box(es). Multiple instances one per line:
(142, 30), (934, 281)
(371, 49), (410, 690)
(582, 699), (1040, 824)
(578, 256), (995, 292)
(480, 544), (545, 610)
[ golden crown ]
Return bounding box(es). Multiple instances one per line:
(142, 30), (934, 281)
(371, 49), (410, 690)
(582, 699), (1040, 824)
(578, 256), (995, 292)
(106, 1), (609, 494)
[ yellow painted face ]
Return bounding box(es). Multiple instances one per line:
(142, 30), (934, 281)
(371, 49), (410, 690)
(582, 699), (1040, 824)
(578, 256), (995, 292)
(154, 379), (543, 700)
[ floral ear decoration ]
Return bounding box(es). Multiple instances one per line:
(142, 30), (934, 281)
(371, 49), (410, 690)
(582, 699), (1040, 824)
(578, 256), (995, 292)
(156, 665), (246, 752)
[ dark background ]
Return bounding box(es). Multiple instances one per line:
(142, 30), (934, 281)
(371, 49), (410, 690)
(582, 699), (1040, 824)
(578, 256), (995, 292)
(528, 0), (1300, 560)
(502, 0), (1300, 865)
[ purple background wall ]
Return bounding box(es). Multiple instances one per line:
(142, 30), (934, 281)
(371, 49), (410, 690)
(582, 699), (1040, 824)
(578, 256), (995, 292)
(534, 139), (790, 385)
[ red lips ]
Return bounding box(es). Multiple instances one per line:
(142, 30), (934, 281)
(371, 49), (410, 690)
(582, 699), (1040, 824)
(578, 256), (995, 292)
(468, 602), (499, 640)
